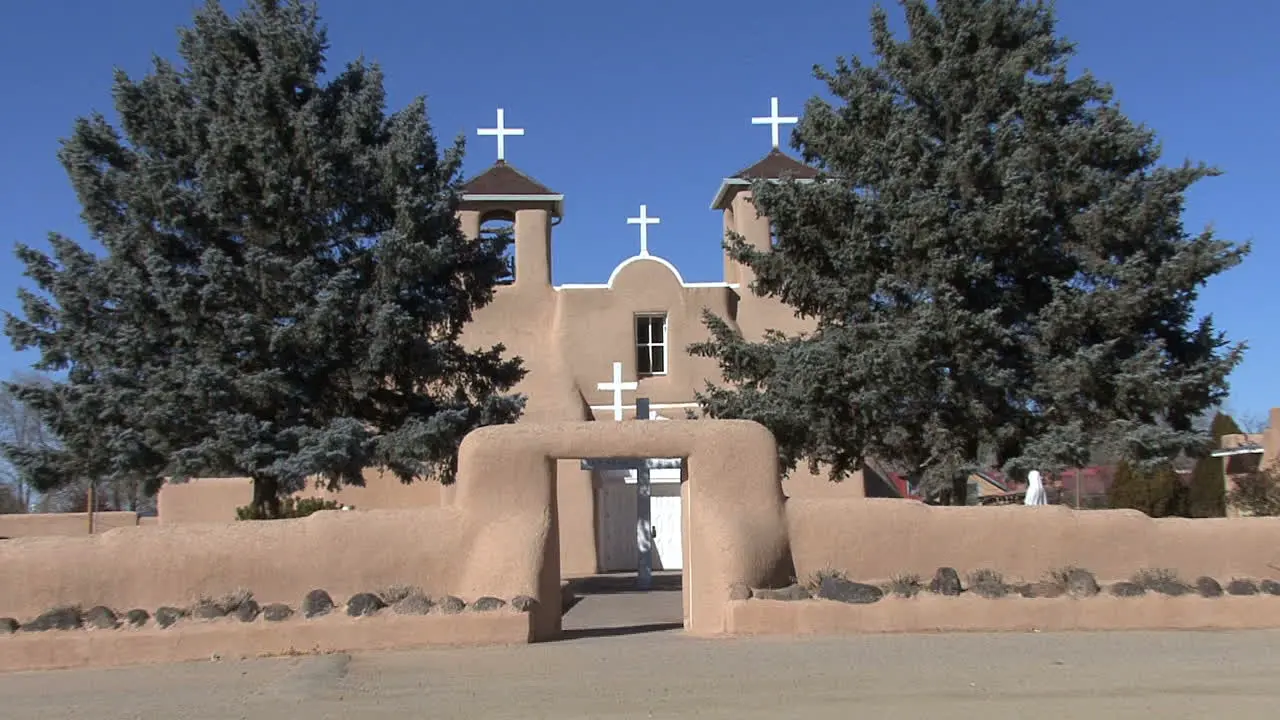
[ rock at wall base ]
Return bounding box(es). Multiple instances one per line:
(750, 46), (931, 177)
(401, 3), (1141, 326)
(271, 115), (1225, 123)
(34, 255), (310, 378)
(262, 604), (293, 622)
(929, 568), (963, 596)
(346, 593), (387, 617)
(392, 594), (434, 615)
(1065, 569), (1100, 598)
(85, 606), (120, 629)
(303, 589), (335, 618)
(22, 607), (83, 633)
(1195, 577), (1223, 598)
(234, 599), (261, 622)
(817, 577), (884, 604)
(471, 596), (507, 612)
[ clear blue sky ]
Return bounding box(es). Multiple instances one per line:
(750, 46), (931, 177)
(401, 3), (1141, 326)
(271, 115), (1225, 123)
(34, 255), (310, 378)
(0, 1), (1276, 420)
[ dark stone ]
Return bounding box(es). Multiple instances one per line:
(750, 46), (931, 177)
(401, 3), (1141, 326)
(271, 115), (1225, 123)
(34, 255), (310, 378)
(392, 594), (434, 615)
(155, 606), (184, 628)
(728, 583), (752, 601)
(262, 603), (293, 622)
(85, 605), (120, 629)
(1227, 579), (1259, 596)
(511, 595), (538, 613)
(1108, 581), (1146, 598)
(471, 596), (507, 612)
(346, 592), (386, 617)
(929, 567), (963, 596)
(752, 584), (812, 601)
(1148, 580), (1191, 597)
(192, 602), (227, 620)
(22, 606), (82, 632)
(968, 579), (1009, 599)
(817, 576), (884, 604)
(1260, 579), (1280, 596)
(0, 617), (18, 634)
(1065, 569), (1100, 598)
(234, 599), (260, 622)
(1019, 582), (1064, 599)
(438, 596), (466, 614)
(302, 589), (335, 618)
(1195, 576), (1223, 598)
(125, 609), (149, 627)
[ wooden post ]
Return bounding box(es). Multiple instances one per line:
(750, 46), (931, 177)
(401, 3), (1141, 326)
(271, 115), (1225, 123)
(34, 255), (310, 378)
(635, 397), (653, 591)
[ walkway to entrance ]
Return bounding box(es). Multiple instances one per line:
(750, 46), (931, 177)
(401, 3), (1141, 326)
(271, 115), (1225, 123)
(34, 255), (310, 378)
(561, 572), (683, 638)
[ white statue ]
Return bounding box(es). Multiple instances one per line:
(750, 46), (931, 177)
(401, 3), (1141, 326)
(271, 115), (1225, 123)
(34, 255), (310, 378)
(1024, 470), (1048, 506)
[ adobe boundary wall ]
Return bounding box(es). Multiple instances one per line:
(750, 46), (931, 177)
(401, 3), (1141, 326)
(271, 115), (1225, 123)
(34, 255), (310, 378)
(0, 512), (145, 539)
(784, 499), (1280, 584)
(0, 611), (533, 673)
(725, 595), (1280, 636)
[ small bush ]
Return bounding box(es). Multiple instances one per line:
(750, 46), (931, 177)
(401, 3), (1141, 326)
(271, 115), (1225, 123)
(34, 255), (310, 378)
(235, 497), (347, 520)
(885, 573), (922, 598)
(1130, 568), (1182, 590)
(378, 584), (421, 605)
(967, 569), (1008, 598)
(1046, 565), (1083, 590)
(217, 588), (254, 613)
(804, 568), (847, 593)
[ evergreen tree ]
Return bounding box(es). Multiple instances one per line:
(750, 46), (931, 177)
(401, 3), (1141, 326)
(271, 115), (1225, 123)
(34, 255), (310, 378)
(1108, 460), (1187, 518)
(3, 0), (524, 515)
(1186, 412), (1241, 517)
(691, 0), (1247, 497)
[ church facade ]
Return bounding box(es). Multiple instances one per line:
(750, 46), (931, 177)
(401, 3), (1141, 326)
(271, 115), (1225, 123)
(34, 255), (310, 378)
(450, 106), (905, 576)
(157, 102), (908, 577)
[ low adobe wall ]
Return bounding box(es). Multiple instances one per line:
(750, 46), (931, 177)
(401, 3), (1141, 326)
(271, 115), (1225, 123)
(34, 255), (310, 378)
(0, 512), (141, 539)
(156, 472), (452, 525)
(0, 500), (550, 625)
(153, 466), (603, 578)
(785, 499), (1280, 584)
(726, 595), (1280, 636)
(0, 611), (532, 673)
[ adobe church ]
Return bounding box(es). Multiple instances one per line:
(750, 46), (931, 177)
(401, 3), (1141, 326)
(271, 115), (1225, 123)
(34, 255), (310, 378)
(157, 99), (906, 577)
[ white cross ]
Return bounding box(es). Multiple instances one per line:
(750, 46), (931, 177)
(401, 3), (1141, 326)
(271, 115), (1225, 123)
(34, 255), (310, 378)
(626, 204), (661, 256)
(477, 108), (525, 162)
(596, 361), (638, 422)
(751, 96), (798, 149)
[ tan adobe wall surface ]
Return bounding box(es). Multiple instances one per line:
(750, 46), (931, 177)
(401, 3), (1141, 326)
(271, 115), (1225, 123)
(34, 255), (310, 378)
(726, 595), (1280, 636)
(0, 512), (140, 539)
(786, 499), (1280, 584)
(0, 500), (550, 625)
(157, 471), (451, 526)
(0, 611), (533, 673)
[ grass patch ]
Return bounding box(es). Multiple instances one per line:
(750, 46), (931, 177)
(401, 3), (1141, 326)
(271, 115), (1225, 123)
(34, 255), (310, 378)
(884, 573), (923, 598)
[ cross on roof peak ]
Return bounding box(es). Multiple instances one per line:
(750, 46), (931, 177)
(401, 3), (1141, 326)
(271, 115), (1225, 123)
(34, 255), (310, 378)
(751, 96), (798, 150)
(477, 108), (525, 162)
(626, 204), (661, 256)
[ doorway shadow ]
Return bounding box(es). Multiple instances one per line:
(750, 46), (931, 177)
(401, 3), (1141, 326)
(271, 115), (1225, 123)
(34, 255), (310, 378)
(559, 622), (684, 641)
(563, 573), (682, 596)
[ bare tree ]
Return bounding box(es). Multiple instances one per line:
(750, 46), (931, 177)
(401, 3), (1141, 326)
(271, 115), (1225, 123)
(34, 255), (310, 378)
(0, 372), (56, 512)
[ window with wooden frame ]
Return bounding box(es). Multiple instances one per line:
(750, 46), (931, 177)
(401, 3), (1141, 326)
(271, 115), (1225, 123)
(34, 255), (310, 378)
(634, 313), (668, 376)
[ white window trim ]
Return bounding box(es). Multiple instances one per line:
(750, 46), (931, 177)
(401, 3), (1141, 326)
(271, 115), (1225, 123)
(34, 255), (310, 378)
(635, 313), (668, 377)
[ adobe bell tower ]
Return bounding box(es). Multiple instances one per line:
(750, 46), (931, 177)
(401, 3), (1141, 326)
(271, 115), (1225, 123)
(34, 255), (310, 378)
(711, 97), (820, 338)
(457, 108), (564, 292)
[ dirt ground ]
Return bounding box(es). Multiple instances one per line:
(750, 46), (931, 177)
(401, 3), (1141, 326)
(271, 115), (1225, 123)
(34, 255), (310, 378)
(4, 627), (1280, 719)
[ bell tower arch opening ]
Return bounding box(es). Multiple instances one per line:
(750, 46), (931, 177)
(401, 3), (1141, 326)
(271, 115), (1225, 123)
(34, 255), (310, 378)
(458, 108), (565, 292)
(478, 210), (517, 285)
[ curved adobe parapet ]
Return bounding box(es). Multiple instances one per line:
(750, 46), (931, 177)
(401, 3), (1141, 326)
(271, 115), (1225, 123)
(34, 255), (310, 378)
(454, 419), (789, 639)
